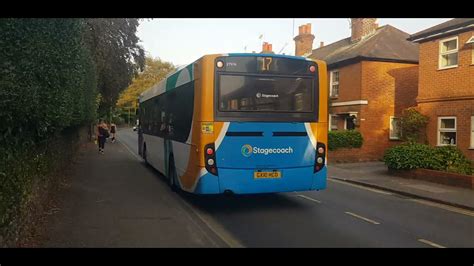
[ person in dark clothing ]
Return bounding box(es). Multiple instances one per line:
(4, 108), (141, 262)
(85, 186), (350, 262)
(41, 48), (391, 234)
(110, 123), (117, 143)
(97, 120), (109, 154)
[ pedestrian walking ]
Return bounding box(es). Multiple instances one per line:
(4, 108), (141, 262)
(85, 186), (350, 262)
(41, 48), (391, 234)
(110, 122), (117, 143)
(96, 120), (109, 154)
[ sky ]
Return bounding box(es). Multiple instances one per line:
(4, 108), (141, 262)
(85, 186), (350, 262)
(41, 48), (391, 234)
(137, 18), (452, 66)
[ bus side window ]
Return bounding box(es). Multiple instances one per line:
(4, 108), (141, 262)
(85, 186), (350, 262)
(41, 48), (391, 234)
(160, 110), (167, 132)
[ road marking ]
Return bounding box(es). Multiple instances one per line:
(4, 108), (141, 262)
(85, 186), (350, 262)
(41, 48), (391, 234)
(409, 199), (474, 218)
(328, 178), (393, 195)
(345, 212), (380, 225)
(296, 194), (321, 204)
(418, 239), (446, 248)
(117, 138), (142, 161)
(330, 178), (474, 217)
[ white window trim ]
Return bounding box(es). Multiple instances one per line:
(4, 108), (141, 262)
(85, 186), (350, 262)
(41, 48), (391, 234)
(470, 116), (474, 149)
(471, 45), (474, 65)
(438, 36), (459, 70)
(329, 114), (338, 131)
(328, 114), (332, 131)
(331, 100), (368, 107)
(389, 116), (401, 140)
(329, 70), (339, 97)
(437, 116), (457, 146)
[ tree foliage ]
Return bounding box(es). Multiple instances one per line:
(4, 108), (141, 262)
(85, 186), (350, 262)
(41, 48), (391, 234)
(83, 18), (145, 118)
(117, 56), (175, 109)
(400, 107), (429, 143)
(0, 18), (146, 244)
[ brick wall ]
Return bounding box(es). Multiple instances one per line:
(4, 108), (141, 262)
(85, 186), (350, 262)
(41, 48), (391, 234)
(417, 100), (474, 161)
(417, 30), (474, 161)
(359, 61), (419, 159)
(351, 18), (378, 42)
(294, 24), (315, 56)
(418, 30), (474, 101)
(329, 61), (419, 162)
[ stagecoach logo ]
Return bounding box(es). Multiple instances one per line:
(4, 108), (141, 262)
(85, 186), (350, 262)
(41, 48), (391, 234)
(241, 144), (294, 157)
(256, 92), (279, 98)
(241, 144), (253, 157)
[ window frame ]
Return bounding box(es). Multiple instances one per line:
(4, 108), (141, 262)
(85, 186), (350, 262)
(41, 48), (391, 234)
(438, 36), (459, 70)
(329, 70), (339, 97)
(437, 116), (457, 146)
(389, 116), (401, 140)
(329, 114), (338, 131)
(470, 116), (474, 149)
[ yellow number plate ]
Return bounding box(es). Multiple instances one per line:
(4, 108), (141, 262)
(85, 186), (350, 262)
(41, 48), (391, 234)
(254, 171), (281, 179)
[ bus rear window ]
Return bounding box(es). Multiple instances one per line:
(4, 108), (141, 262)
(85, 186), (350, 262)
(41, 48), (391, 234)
(218, 75), (313, 113)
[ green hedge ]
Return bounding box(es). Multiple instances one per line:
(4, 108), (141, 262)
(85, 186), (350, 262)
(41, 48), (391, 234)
(383, 143), (472, 175)
(0, 19), (98, 244)
(328, 130), (363, 150)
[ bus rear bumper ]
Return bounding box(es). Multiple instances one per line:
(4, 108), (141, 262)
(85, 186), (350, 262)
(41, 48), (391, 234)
(192, 166), (327, 195)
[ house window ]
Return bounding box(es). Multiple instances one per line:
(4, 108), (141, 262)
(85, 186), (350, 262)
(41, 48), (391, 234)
(330, 70), (339, 97)
(389, 117), (401, 140)
(329, 114), (338, 131)
(472, 45), (474, 65)
(471, 116), (474, 148)
(439, 37), (458, 69)
(438, 117), (457, 146)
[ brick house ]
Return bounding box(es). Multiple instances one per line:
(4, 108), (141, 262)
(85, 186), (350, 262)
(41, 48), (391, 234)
(293, 19), (419, 161)
(407, 18), (474, 161)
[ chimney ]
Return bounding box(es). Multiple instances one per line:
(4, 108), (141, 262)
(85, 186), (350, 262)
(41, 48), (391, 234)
(293, 23), (315, 57)
(261, 42), (274, 53)
(320, 41), (324, 48)
(350, 18), (378, 43)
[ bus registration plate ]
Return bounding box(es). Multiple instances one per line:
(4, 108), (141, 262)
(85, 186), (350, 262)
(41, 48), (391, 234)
(254, 171), (281, 179)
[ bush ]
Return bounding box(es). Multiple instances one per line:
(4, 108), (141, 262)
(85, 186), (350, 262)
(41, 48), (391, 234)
(383, 143), (472, 175)
(432, 146), (472, 175)
(328, 130), (363, 150)
(383, 143), (435, 170)
(400, 108), (429, 143)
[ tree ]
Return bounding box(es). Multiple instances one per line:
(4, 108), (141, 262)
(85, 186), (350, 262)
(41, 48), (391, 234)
(400, 107), (429, 143)
(117, 56), (175, 109)
(83, 18), (145, 119)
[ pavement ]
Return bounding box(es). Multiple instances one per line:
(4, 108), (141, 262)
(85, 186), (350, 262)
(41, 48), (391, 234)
(41, 135), (227, 247)
(328, 162), (474, 211)
(40, 128), (474, 247)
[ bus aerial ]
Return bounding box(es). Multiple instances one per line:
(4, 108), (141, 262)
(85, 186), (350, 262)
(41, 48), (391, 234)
(138, 53), (328, 194)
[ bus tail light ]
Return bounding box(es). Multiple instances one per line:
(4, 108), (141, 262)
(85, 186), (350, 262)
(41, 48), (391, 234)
(204, 143), (218, 176)
(314, 142), (326, 173)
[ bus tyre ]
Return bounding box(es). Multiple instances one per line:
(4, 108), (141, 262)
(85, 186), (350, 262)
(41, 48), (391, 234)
(169, 159), (178, 192)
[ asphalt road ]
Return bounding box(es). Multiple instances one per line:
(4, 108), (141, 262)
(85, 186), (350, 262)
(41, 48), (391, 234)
(44, 128), (474, 247)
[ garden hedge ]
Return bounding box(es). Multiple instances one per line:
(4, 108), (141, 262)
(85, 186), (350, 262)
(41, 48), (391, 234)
(328, 130), (363, 151)
(383, 143), (472, 175)
(0, 19), (98, 244)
